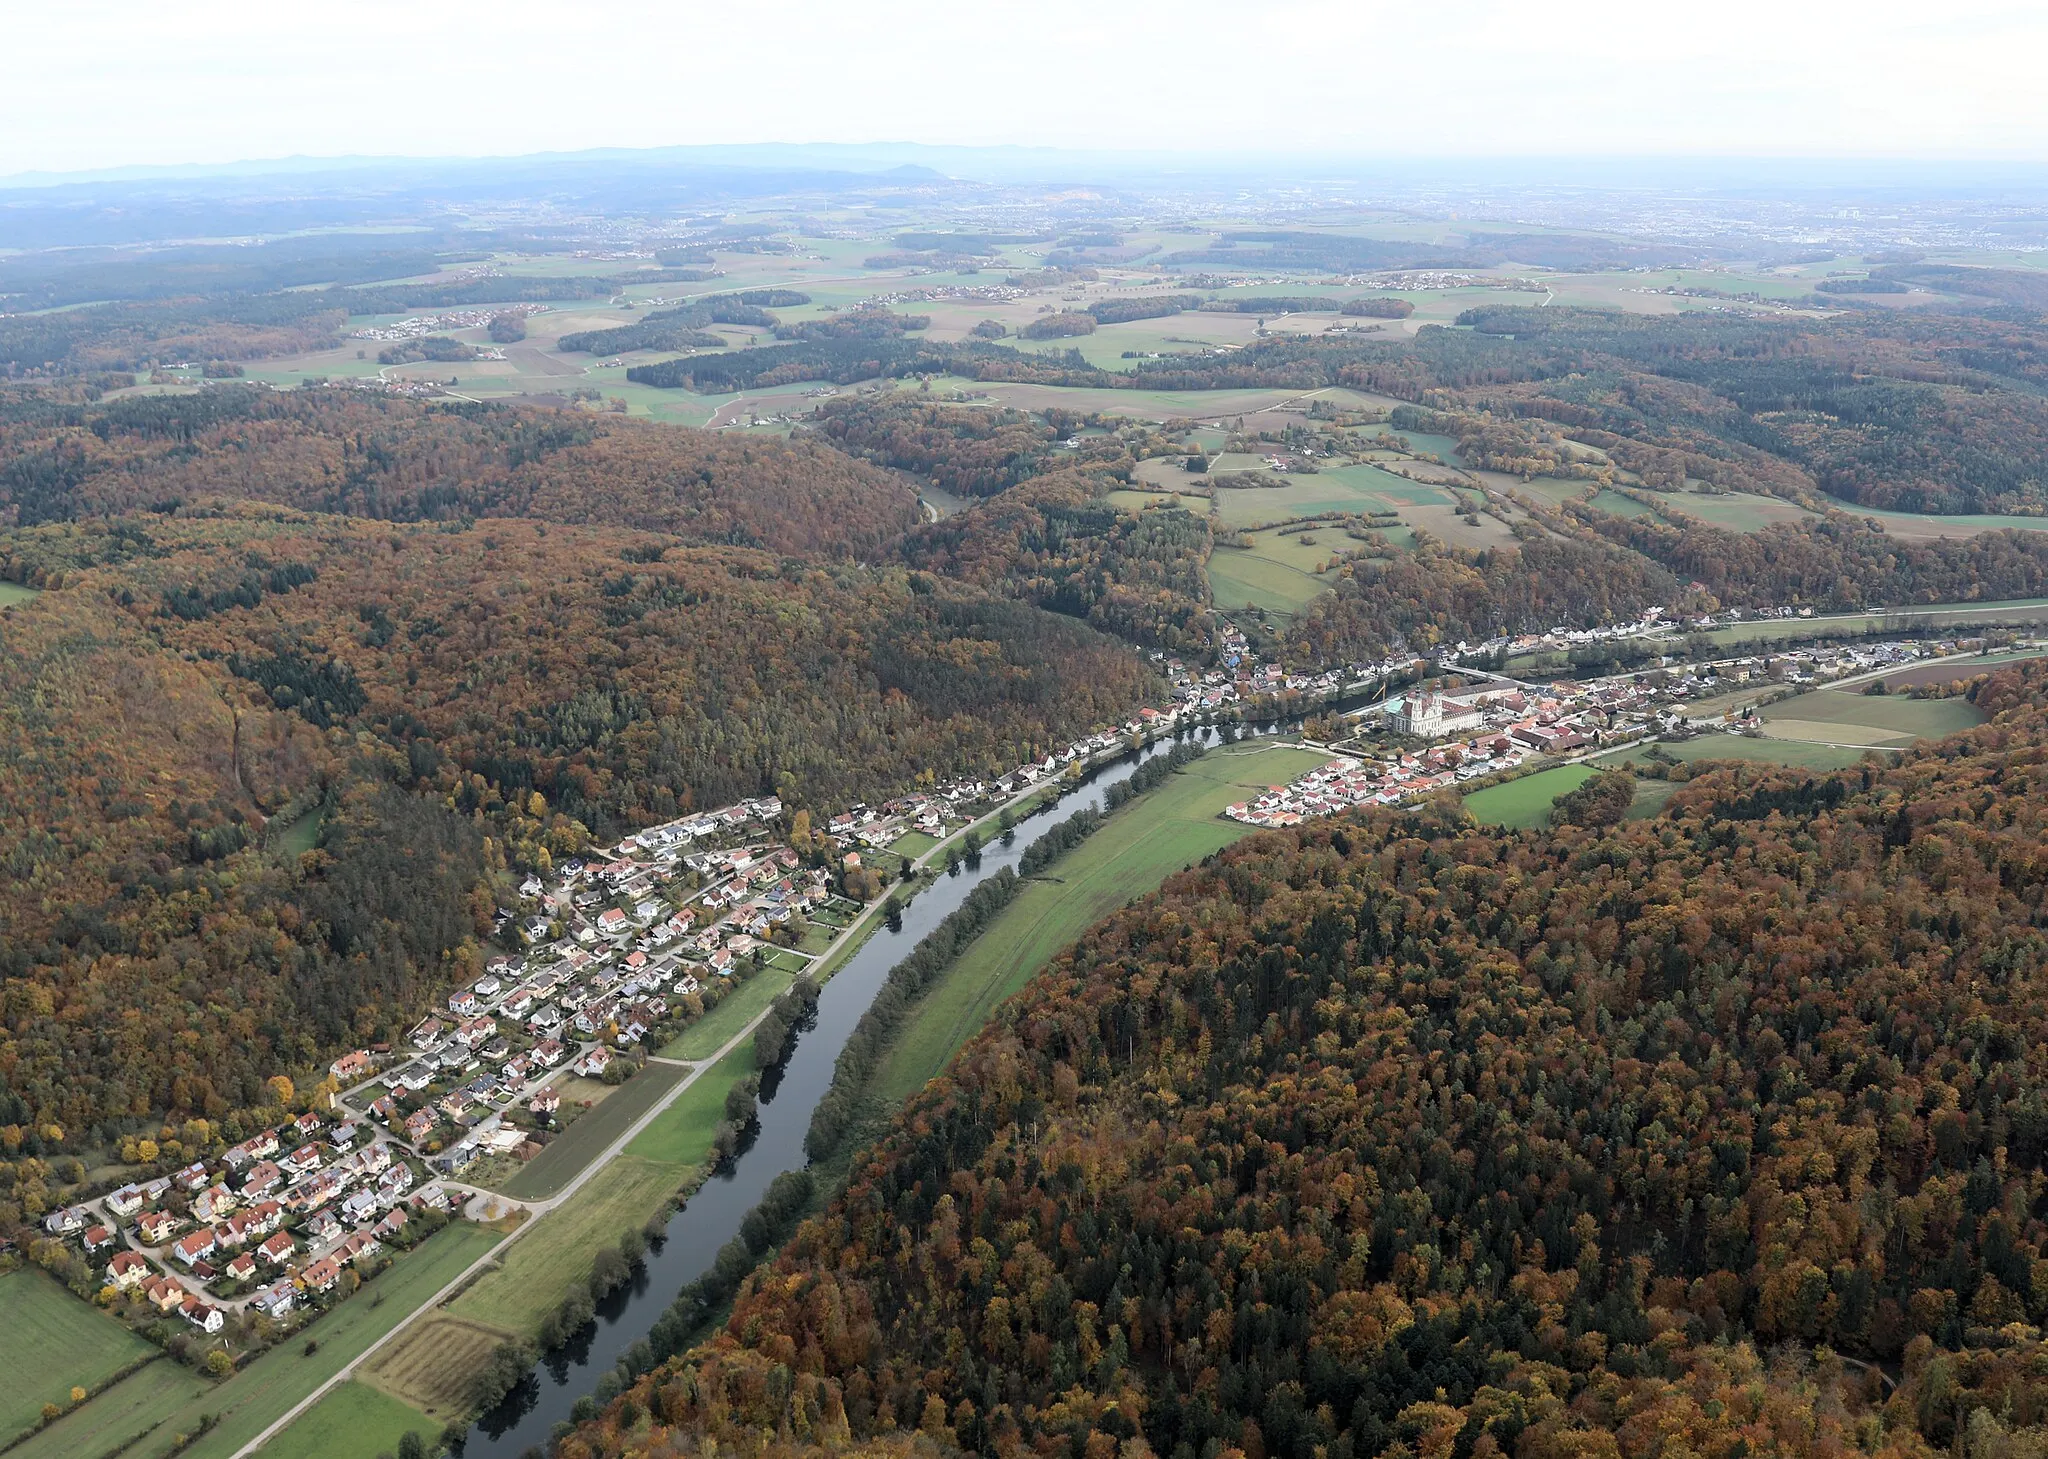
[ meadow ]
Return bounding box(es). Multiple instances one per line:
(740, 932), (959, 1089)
(494, 1060), (687, 1200)
(257, 1380), (433, 1459)
(0, 581), (41, 606)
(625, 1044), (754, 1165)
(447, 1154), (688, 1337)
(0, 1270), (158, 1440)
(1208, 526), (1348, 614)
(1758, 686), (1986, 746)
(1462, 765), (1596, 828)
(14, 1222), (503, 1459)
(658, 967), (796, 1060)
(869, 743), (1329, 1106)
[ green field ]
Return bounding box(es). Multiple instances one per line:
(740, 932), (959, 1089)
(17, 1222), (502, 1459)
(1758, 687), (1986, 746)
(1587, 488), (1654, 517)
(495, 1060), (687, 1199)
(0, 1270), (158, 1440)
(1595, 737), (1879, 773)
(449, 1155), (685, 1335)
(1659, 491), (1818, 532)
(1208, 544), (1335, 615)
(658, 966), (795, 1060)
(1462, 765), (1597, 828)
(1823, 497), (2048, 540)
(1104, 488), (1211, 514)
(257, 1381), (431, 1459)
(890, 830), (940, 858)
(272, 807), (326, 857)
(626, 1044), (754, 1164)
(871, 744), (1328, 1104)
(0, 581), (40, 607)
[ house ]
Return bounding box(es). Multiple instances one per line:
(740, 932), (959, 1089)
(293, 1112), (324, 1140)
(171, 1161), (209, 1194)
(283, 1143), (322, 1176)
(259, 1231), (297, 1266)
(329, 1049), (373, 1084)
(144, 1276), (186, 1312)
(181, 1296), (226, 1334)
(172, 1230), (217, 1267)
(410, 1016), (450, 1050)
(191, 1184), (237, 1223)
(302, 1256), (342, 1293)
(404, 1109), (438, 1143)
(107, 1184), (149, 1219)
(596, 907), (629, 936)
(241, 1160), (283, 1198)
(138, 1210), (181, 1244)
(328, 1121), (360, 1151)
(304, 1211), (343, 1245)
(252, 1280), (296, 1318)
(576, 1046), (613, 1078)
(529, 1088), (560, 1118)
(108, 1250), (150, 1289)
(373, 1207), (409, 1240)
(532, 1038), (566, 1067)
(224, 1252), (258, 1283)
(82, 1223), (116, 1254)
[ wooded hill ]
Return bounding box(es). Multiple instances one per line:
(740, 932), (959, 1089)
(554, 659), (2048, 1459)
(0, 387), (922, 556)
(0, 391), (1159, 1151)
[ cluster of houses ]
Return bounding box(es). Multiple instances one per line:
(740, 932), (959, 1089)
(347, 303), (549, 344)
(41, 1100), (443, 1336)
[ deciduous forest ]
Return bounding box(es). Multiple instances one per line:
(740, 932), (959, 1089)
(552, 660), (2048, 1459)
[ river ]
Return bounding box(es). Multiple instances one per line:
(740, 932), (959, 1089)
(469, 721), (1295, 1456)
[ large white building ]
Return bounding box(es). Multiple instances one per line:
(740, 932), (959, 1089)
(1389, 691), (1488, 738)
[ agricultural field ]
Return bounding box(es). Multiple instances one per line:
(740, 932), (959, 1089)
(657, 966), (796, 1061)
(869, 743), (1328, 1105)
(1595, 736), (1880, 774)
(13, 1222), (503, 1459)
(1656, 491), (1820, 532)
(1821, 498), (2048, 541)
(494, 1060), (687, 1200)
(258, 1380), (433, 1459)
(1208, 525), (1350, 614)
(0, 1270), (158, 1441)
(1758, 686), (1986, 746)
(1873, 649), (2048, 689)
(625, 1044), (755, 1165)
(359, 1317), (512, 1418)
(448, 1155), (687, 1336)
(1462, 765), (1597, 828)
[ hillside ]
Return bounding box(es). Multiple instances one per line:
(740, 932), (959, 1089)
(0, 504), (1154, 1144)
(0, 387), (921, 557)
(554, 659), (2048, 1459)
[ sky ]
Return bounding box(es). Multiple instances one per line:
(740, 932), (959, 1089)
(8, 0), (2048, 177)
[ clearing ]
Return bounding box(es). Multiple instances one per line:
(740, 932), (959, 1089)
(1462, 765), (1597, 829)
(0, 1269), (158, 1440)
(1758, 687), (1986, 746)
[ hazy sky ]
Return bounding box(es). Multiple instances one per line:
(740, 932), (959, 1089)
(9, 0), (2047, 176)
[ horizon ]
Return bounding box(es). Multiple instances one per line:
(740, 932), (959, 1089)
(12, 0), (2048, 177)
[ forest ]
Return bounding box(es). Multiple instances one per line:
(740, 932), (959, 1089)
(551, 657), (2048, 1459)
(0, 377), (1190, 1148)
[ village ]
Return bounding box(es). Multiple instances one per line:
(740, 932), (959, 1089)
(1225, 629), (1994, 828)
(26, 600), (2010, 1368)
